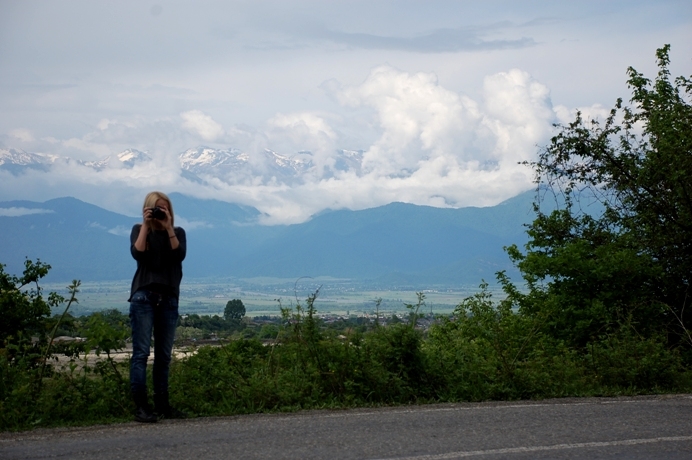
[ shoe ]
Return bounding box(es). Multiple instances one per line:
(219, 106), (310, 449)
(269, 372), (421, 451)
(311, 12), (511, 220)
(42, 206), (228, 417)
(132, 390), (158, 423)
(159, 405), (187, 419)
(154, 393), (187, 419)
(134, 405), (158, 423)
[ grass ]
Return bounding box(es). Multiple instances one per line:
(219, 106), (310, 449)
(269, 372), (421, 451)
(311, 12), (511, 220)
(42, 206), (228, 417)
(3, 290), (691, 432)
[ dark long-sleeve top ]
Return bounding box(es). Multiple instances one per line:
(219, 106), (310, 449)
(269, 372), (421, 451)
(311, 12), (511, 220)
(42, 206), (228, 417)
(129, 224), (186, 301)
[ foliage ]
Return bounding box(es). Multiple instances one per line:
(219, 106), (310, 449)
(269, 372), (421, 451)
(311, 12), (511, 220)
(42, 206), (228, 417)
(169, 290), (440, 415)
(505, 216), (665, 347)
(0, 261), (136, 430)
(0, 260), (63, 351)
(82, 310), (129, 357)
(224, 299), (246, 321)
(404, 292), (426, 328)
(531, 45), (692, 284)
(0, 351), (131, 430)
(3, 280), (691, 431)
(176, 326), (205, 341)
(178, 313), (244, 339)
(39, 280), (80, 382)
(511, 44), (692, 348)
(584, 325), (684, 390)
(427, 280), (583, 400)
(258, 324), (279, 339)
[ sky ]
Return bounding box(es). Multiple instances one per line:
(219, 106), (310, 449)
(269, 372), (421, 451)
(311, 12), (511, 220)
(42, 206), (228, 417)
(0, 0), (690, 224)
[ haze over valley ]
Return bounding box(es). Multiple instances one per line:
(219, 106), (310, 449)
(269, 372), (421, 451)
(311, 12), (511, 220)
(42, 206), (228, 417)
(0, 189), (542, 314)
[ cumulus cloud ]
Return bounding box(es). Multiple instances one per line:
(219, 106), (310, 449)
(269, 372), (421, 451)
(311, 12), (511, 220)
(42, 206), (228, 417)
(266, 112), (339, 174)
(180, 110), (224, 141)
(480, 68), (556, 167)
(338, 66), (482, 175)
(268, 112), (337, 143)
(237, 65), (553, 223)
(146, 65), (556, 224)
(0, 66), (561, 224)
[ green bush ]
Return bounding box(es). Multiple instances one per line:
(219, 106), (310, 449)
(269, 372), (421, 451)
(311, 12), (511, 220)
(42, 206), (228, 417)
(585, 326), (685, 391)
(0, 260), (62, 361)
(426, 282), (585, 401)
(3, 287), (691, 431)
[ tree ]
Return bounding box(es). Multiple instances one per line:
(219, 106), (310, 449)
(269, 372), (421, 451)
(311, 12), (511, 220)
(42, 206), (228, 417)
(224, 299), (246, 321)
(0, 260), (63, 348)
(507, 45), (692, 347)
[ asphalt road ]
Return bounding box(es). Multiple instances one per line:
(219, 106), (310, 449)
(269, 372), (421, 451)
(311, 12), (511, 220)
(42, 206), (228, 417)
(1, 395), (691, 459)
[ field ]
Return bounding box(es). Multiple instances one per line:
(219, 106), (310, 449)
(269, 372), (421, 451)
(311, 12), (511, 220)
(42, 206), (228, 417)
(42, 276), (503, 317)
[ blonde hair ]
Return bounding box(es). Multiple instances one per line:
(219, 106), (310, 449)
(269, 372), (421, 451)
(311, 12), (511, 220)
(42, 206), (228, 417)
(143, 191), (175, 226)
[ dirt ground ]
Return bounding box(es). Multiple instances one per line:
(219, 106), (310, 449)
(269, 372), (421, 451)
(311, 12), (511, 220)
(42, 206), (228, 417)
(50, 344), (196, 371)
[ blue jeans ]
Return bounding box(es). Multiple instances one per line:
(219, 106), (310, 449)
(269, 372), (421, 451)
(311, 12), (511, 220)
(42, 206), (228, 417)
(129, 289), (179, 396)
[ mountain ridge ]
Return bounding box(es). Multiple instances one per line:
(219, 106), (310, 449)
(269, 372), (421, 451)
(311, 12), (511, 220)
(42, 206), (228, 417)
(0, 192), (537, 285)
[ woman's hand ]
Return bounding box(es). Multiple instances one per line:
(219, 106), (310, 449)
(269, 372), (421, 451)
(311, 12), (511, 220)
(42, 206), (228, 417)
(158, 206), (174, 231)
(134, 210), (152, 252)
(142, 208), (154, 228)
(155, 204), (179, 249)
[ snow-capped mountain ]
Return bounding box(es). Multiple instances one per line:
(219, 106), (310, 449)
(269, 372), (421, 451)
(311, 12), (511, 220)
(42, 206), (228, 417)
(81, 157), (109, 170)
(117, 149), (152, 167)
(1, 144), (365, 183)
(0, 148), (54, 174)
(263, 149), (313, 176)
(334, 149), (364, 173)
(179, 147), (315, 181)
(82, 149), (152, 170)
(179, 147), (249, 175)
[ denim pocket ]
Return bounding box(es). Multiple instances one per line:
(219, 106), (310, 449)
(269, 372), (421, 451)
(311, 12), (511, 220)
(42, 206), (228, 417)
(131, 290), (148, 304)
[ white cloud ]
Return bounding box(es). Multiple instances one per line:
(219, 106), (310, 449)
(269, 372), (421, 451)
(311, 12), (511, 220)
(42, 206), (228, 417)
(269, 112), (336, 140)
(266, 112), (339, 174)
(338, 66), (483, 175)
(554, 103), (611, 125)
(174, 216), (213, 230)
(0, 207), (54, 217)
(480, 69), (556, 166)
(108, 225), (131, 237)
(10, 129), (34, 143)
(0, 65), (563, 224)
(154, 65), (555, 224)
(235, 65), (553, 223)
(180, 110), (224, 141)
(62, 138), (112, 157)
(0, 0), (688, 228)
(483, 69), (554, 127)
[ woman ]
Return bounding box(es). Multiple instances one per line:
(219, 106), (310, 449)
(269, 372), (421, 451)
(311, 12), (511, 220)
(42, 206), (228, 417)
(129, 191), (186, 422)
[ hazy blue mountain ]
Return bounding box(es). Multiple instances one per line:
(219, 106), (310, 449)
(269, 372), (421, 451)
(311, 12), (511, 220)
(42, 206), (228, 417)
(0, 197), (134, 281)
(168, 193), (285, 278)
(169, 192), (261, 226)
(235, 197), (535, 284)
(0, 192), (540, 286)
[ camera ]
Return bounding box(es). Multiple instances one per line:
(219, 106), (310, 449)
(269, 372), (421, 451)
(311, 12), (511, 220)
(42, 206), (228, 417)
(151, 206), (167, 220)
